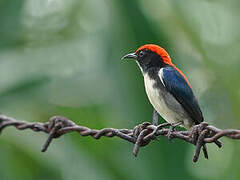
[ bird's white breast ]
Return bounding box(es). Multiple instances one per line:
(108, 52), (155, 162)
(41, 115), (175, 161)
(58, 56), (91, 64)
(143, 73), (190, 127)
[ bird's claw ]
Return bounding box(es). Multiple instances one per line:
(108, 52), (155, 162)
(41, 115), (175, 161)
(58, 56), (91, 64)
(167, 121), (182, 141)
(167, 125), (175, 141)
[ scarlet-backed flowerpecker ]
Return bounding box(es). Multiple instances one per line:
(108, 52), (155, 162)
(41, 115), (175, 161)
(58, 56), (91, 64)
(122, 44), (203, 129)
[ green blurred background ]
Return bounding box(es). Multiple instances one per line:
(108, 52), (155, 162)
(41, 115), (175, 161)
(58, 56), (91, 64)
(0, 0), (240, 179)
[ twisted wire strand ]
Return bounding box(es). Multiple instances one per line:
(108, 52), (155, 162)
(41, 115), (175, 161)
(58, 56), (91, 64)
(0, 114), (239, 162)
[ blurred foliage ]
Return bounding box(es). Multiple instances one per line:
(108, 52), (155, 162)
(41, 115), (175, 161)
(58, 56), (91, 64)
(0, 0), (240, 179)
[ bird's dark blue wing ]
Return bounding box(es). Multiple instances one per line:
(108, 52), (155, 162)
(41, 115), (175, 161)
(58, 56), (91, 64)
(160, 66), (203, 124)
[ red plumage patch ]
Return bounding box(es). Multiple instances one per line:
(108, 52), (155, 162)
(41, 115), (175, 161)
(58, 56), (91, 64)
(136, 44), (172, 65)
(136, 44), (191, 86)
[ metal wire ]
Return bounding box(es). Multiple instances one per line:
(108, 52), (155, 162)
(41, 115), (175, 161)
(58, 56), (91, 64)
(1, 114), (239, 162)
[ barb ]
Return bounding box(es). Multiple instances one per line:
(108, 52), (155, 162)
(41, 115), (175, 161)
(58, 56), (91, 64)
(0, 114), (239, 162)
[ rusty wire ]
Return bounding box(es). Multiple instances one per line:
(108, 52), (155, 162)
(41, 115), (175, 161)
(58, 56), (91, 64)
(1, 114), (240, 162)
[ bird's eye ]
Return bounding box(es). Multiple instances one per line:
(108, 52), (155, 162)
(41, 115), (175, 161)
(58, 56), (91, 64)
(139, 51), (145, 57)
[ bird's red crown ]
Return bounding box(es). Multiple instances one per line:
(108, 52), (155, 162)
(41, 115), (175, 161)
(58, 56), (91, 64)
(136, 44), (173, 66)
(136, 44), (190, 86)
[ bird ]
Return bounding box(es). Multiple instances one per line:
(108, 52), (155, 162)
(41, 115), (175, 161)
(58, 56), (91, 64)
(121, 44), (203, 130)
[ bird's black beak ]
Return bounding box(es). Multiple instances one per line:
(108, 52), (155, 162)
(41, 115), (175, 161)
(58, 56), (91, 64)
(121, 52), (137, 60)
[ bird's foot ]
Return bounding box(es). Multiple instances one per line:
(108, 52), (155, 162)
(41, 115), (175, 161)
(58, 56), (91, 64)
(167, 121), (183, 141)
(150, 122), (171, 141)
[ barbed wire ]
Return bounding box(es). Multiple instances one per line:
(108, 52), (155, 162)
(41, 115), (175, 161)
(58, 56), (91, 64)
(1, 114), (240, 162)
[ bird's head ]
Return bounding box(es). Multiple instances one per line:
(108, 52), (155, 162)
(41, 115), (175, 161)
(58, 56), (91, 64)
(122, 44), (173, 72)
